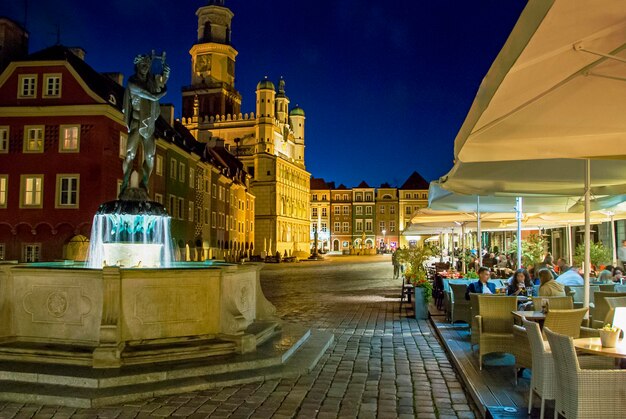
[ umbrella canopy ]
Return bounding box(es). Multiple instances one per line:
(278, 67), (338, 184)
(454, 0), (626, 163)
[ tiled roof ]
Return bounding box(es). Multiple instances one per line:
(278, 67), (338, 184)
(355, 181), (370, 188)
(335, 184), (348, 190)
(310, 177), (330, 190)
(400, 171), (429, 190)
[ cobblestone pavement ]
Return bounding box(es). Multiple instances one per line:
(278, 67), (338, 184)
(0, 255), (476, 419)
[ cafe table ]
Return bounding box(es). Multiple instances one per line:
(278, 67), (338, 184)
(574, 337), (626, 359)
(512, 310), (546, 322)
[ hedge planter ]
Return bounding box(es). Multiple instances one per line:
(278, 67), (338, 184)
(414, 286), (429, 320)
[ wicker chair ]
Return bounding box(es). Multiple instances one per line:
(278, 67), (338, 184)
(565, 285), (600, 309)
(450, 283), (471, 324)
(544, 327), (626, 419)
(599, 284), (616, 292)
(475, 295), (518, 370)
(532, 296), (573, 311)
(469, 293), (480, 349)
(591, 292), (626, 328)
(542, 308), (587, 338)
(603, 296), (626, 326)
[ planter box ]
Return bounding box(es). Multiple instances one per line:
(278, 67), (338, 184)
(414, 287), (429, 320)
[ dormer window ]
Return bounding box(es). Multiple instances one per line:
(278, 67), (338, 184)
(18, 74), (37, 98)
(43, 74), (61, 98)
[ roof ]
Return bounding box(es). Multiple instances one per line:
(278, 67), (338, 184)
(355, 181), (370, 188)
(290, 105), (305, 117)
(22, 45), (124, 110)
(310, 177), (331, 190)
(380, 182), (394, 188)
(257, 76), (275, 91)
(400, 171), (429, 190)
(334, 184), (349, 190)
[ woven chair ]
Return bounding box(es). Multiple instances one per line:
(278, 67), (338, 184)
(475, 295), (518, 370)
(615, 285), (626, 293)
(512, 323), (532, 375)
(544, 327), (626, 419)
(591, 292), (626, 328)
(603, 296), (626, 325)
(469, 293), (480, 350)
(532, 296), (573, 311)
(450, 283), (471, 324)
(599, 283), (616, 292)
(542, 308), (587, 338)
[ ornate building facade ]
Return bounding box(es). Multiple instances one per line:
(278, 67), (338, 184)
(182, 0), (310, 256)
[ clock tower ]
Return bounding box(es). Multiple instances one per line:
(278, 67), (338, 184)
(182, 0), (242, 119)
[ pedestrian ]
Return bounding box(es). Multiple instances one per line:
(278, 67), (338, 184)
(392, 250), (400, 279)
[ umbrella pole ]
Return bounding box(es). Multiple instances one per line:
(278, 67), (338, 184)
(450, 230), (455, 270)
(461, 224), (466, 274)
(584, 159), (591, 312)
(477, 196), (482, 266)
(566, 223), (573, 266)
(516, 197), (523, 269)
(610, 213), (617, 266)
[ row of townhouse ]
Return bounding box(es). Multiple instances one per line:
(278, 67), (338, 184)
(309, 172), (430, 253)
(0, 44), (254, 263)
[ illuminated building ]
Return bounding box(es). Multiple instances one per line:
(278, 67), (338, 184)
(310, 177), (333, 252)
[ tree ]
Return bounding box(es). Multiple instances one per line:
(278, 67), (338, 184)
(509, 234), (546, 268)
(574, 241), (611, 269)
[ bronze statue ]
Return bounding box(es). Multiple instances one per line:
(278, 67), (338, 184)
(120, 51), (170, 198)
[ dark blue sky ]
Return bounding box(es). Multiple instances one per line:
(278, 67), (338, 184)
(1, 0), (526, 188)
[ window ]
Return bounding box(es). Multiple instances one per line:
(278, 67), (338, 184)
(365, 194), (372, 202)
(380, 205), (385, 214)
(355, 206), (362, 215)
(322, 194), (327, 201)
(405, 206), (412, 215)
(23, 243), (41, 262)
(390, 205), (396, 214)
(342, 222), (349, 232)
(56, 175), (79, 207)
(204, 180), (209, 193)
(18, 74), (36, 98)
(212, 211), (217, 228)
(168, 195), (176, 217)
(321, 208), (327, 217)
(380, 221), (385, 232)
(189, 168), (195, 188)
(312, 194), (318, 201)
(334, 206), (340, 215)
(196, 208), (202, 225)
(312, 208), (318, 217)
(365, 206), (372, 215)
(0, 127), (9, 153)
(179, 162), (185, 182)
(23, 126), (44, 153)
(155, 193), (163, 204)
(188, 201), (194, 222)
(156, 155), (163, 176)
(334, 222), (340, 232)
(390, 221), (396, 232)
(170, 158), (177, 179)
(219, 186), (224, 201)
(0, 175), (7, 208)
(43, 74), (61, 98)
(204, 209), (209, 225)
(355, 193), (362, 202)
(356, 220), (363, 232)
(0, 243), (4, 260)
(422, 193), (427, 199)
(21, 175), (43, 207)
(119, 133), (128, 158)
(414, 193), (419, 199)
(343, 206), (349, 215)
(343, 194), (348, 200)
(212, 183), (217, 197)
(312, 222), (318, 232)
(177, 198), (184, 220)
(59, 125), (79, 152)
(365, 221), (372, 232)
(321, 222), (327, 232)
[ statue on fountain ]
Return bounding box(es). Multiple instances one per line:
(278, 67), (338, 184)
(119, 51), (170, 200)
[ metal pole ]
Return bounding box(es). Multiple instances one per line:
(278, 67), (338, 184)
(461, 223), (466, 274)
(450, 230), (455, 270)
(477, 196), (482, 266)
(516, 197), (523, 269)
(566, 223), (573, 266)
(610, 213), (617, 266)
(584, 159), (591, 311)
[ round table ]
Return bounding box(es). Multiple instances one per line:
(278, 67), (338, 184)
(512, 310), (546, 321)
(573, 337), (626, 359)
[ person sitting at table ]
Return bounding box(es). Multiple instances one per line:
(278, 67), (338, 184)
(507, 268), (531, 296)
(465, 267), (496, 300)
(538, 268), (566, 297)
(555, 265), (584, 286)
(598, 265), (613, 283)
(612, 266), (624, 283)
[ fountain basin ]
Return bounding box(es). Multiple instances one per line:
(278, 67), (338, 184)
(0, 262), (278, 368)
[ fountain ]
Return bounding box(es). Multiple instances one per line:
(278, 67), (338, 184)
(0, 52), (332, 407)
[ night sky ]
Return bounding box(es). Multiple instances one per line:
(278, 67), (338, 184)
(1, 0), (527, 188)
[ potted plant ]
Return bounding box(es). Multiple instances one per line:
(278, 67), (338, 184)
(574, 241), (611, 271)
(599, 324), (621, 348)
(509, 234), (546, 269)
(396, 245), (434, 320)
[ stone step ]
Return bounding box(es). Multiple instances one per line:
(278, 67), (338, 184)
(0, 326), (334, 408)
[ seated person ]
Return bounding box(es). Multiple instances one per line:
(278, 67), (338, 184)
(507, 268), (531, 296)
(598, 265), (614, 283)
(555, 266), (584, 286)
(538, 268), (566, 297)
(465, 267), (496, 300)
(556, 257), (570, 274)
(613, 266), (624, 283)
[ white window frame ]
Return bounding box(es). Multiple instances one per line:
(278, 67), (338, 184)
(23, 243), (41, 262)
(321, 208), (327, 217)
(23, 125), (44, 153)
(189, 168), (195, 188)
(342, 222), (349, 232)
(390, 221), (396, 232)
(355, 206), (362, 215)
(390, 205), (395, 214)
(20, 174), (43, 208)
(343, 206), (349, 215)
(56, 174), (79, 208)
(380, 205), (385, 214)
(179, 162), (185, 182)
(405, 206), (412, 215)
(168, 194), (176, 217)
(312, 208), (318, 217)
(334, 206), (340, 215)
(177, 197), (184, 220)
(204, 209), (209, 225)
(119, 133), (128, 158)
(155, 193), (163, 204)
(212, 211), (217, 228)
(0, 126), (9, 153)
(188, 201), (194, 222)
(43, 73), (62, 98)
(0, 175), (7, 208)
(365, 220), (373, 232)
(365, 206), (372, 215)
(212, 184), (217, 198)
(356, 220), (363, 232)
(156, 155), (163, 176)
(59, 125), (80, 152)
(334, 222), (340, 232)
(18, 74), (37, 98)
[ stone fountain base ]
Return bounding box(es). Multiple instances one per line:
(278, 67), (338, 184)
(0, 262), (333, 406)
